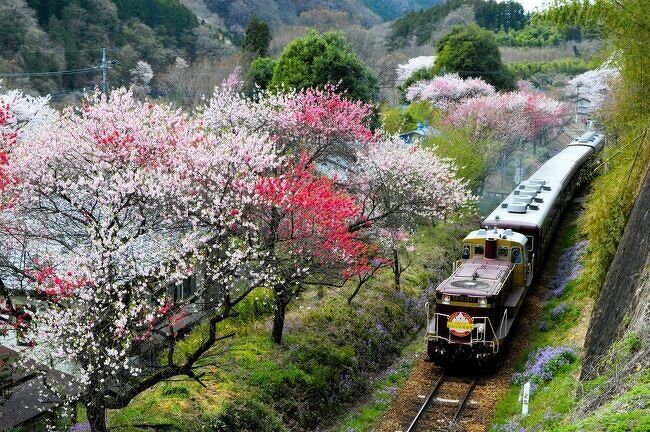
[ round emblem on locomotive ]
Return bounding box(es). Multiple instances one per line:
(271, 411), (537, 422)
(447, 311), (474, 337)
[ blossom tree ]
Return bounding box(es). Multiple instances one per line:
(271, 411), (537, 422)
(566, 65), (619, 112)
(443, 91), (567, 147)
(254, 157), (368, 343)
(0, 89), (278, 431)
(406, 73), (495, 109)
(201, 86), (379, 343)
(0, 87), (54, 336)
(350, 137), (473, 289)
(130, 60), (154, 97)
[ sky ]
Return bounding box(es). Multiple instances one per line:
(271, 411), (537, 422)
(513, 0), (552, 13)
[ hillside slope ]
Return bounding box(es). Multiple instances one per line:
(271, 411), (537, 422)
(188, 0), (442, 35)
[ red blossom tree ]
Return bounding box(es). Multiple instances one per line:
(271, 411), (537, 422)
(255, 156), (369, 343)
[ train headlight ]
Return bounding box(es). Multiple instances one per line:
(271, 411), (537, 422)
(478, 298), (488, 307)
(441, 295), (451, 304)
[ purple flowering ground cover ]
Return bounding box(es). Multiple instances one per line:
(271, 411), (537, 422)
(512, 345), (578, 388)
(548, 240), (588, 297)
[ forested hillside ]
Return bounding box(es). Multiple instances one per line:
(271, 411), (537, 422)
(1, 0), (234, 95)
(388, 0), (529, 47)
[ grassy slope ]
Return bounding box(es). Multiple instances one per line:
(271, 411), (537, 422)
(108, 222), (474, 431)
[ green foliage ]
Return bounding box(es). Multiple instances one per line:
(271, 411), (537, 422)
(474, 0), (527, 31)
(398, 67), (436, 100)
(199, 398), (285, 432)
(506, 58), (589, 79)
(380, 101), (439, 134)
(160, 385), (191, 398)
(246, 57), (275, 92)
(424, 129), (490, 192)
(242, 16), (271, 58)
(496, 22), (566, 47)
(434, 24), (515, 90)
(112, 0), (198, 40)
(388, 0), (528, 47)
(271, 30), (379, 102)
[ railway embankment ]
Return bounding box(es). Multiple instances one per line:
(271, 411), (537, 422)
(491, 141), (649, 431)
(581, 167), (650, 373)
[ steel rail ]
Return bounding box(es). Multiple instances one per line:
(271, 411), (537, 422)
(406, 373), (478, 432)
(451, 378), (477, 424)
(406, 371), (446, 432)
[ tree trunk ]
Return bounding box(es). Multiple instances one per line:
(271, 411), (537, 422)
(272, 290), (288, 344)
(392, 247), (401, 291)
(86, 401), (108, 432)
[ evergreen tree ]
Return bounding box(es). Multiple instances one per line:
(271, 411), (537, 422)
(242, 16), (271, 59)
(434, 24), (515, 90)
(271, 30), (379, 102)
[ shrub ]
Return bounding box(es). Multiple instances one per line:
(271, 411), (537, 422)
(161, 385), (191, 398)
(200, 398), (284, 432)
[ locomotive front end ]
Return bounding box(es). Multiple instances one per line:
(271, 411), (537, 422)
(426, 228), (531, 366)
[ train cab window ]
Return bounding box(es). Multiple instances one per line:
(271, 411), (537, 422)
(474, 245), (484, 256)
(498, 246), (509, 257)
(525, 236), (534, 252)
(511, 247), (522, 264)
(462, 244), (470, 259)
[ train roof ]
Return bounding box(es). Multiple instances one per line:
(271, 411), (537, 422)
(464, 228), (527, 247)
(483, 132), (604, 229)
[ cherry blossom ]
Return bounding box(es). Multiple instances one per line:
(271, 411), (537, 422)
(350, 136), (473, 288)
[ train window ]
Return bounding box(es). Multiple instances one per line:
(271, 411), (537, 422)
(498, 246), (509, 257)
(462, 244), (470, 259)
(474, 245), (484, 255)
(525, 236), (534, 252)
(511, 247), (522, 264)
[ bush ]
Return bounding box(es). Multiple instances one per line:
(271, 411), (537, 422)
(200, 398), (284, 432)
(161, 385), (191, 398)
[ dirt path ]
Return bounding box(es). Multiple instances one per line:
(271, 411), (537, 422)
(375, 205), (582, 432)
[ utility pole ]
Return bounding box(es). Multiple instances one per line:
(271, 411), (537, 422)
(100, 48), (118, 95)
(101, 48), (108, 94)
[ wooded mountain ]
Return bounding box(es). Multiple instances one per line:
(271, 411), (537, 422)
(188, 0), (443, 35)
(388, 0), (528, 47)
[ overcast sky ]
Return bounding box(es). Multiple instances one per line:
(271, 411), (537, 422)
(513, 0), (552, 13)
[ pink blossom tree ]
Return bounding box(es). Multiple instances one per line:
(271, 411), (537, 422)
(0, 89), (278, 431)
(201, 85), (379, 343)
(406, 73), (495, 109)
(444, 91), (567, 147)
(350, 137), (473, 289)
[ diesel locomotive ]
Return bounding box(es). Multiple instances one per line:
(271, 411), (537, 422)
(425, 131), (605, 365)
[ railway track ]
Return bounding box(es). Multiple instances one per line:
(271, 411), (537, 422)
(405, 371), (478, 432)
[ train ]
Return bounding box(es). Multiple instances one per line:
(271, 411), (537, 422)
(425, 131), (605, 365)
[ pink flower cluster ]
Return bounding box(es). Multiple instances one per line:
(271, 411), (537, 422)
(444, 91), (567, 142)
(406, 73), (495, 109)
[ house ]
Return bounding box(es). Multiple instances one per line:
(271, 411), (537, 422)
(399, 122), (438, 145)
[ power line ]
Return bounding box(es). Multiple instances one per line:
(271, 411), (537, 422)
(0, 66), (101, 78)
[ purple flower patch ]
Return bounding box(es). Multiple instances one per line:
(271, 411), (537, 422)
(548, 241), (587, 297)
(69, 422), (91, 432)
(551, 303), (568, 318)
(512, 345), (578, 386)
